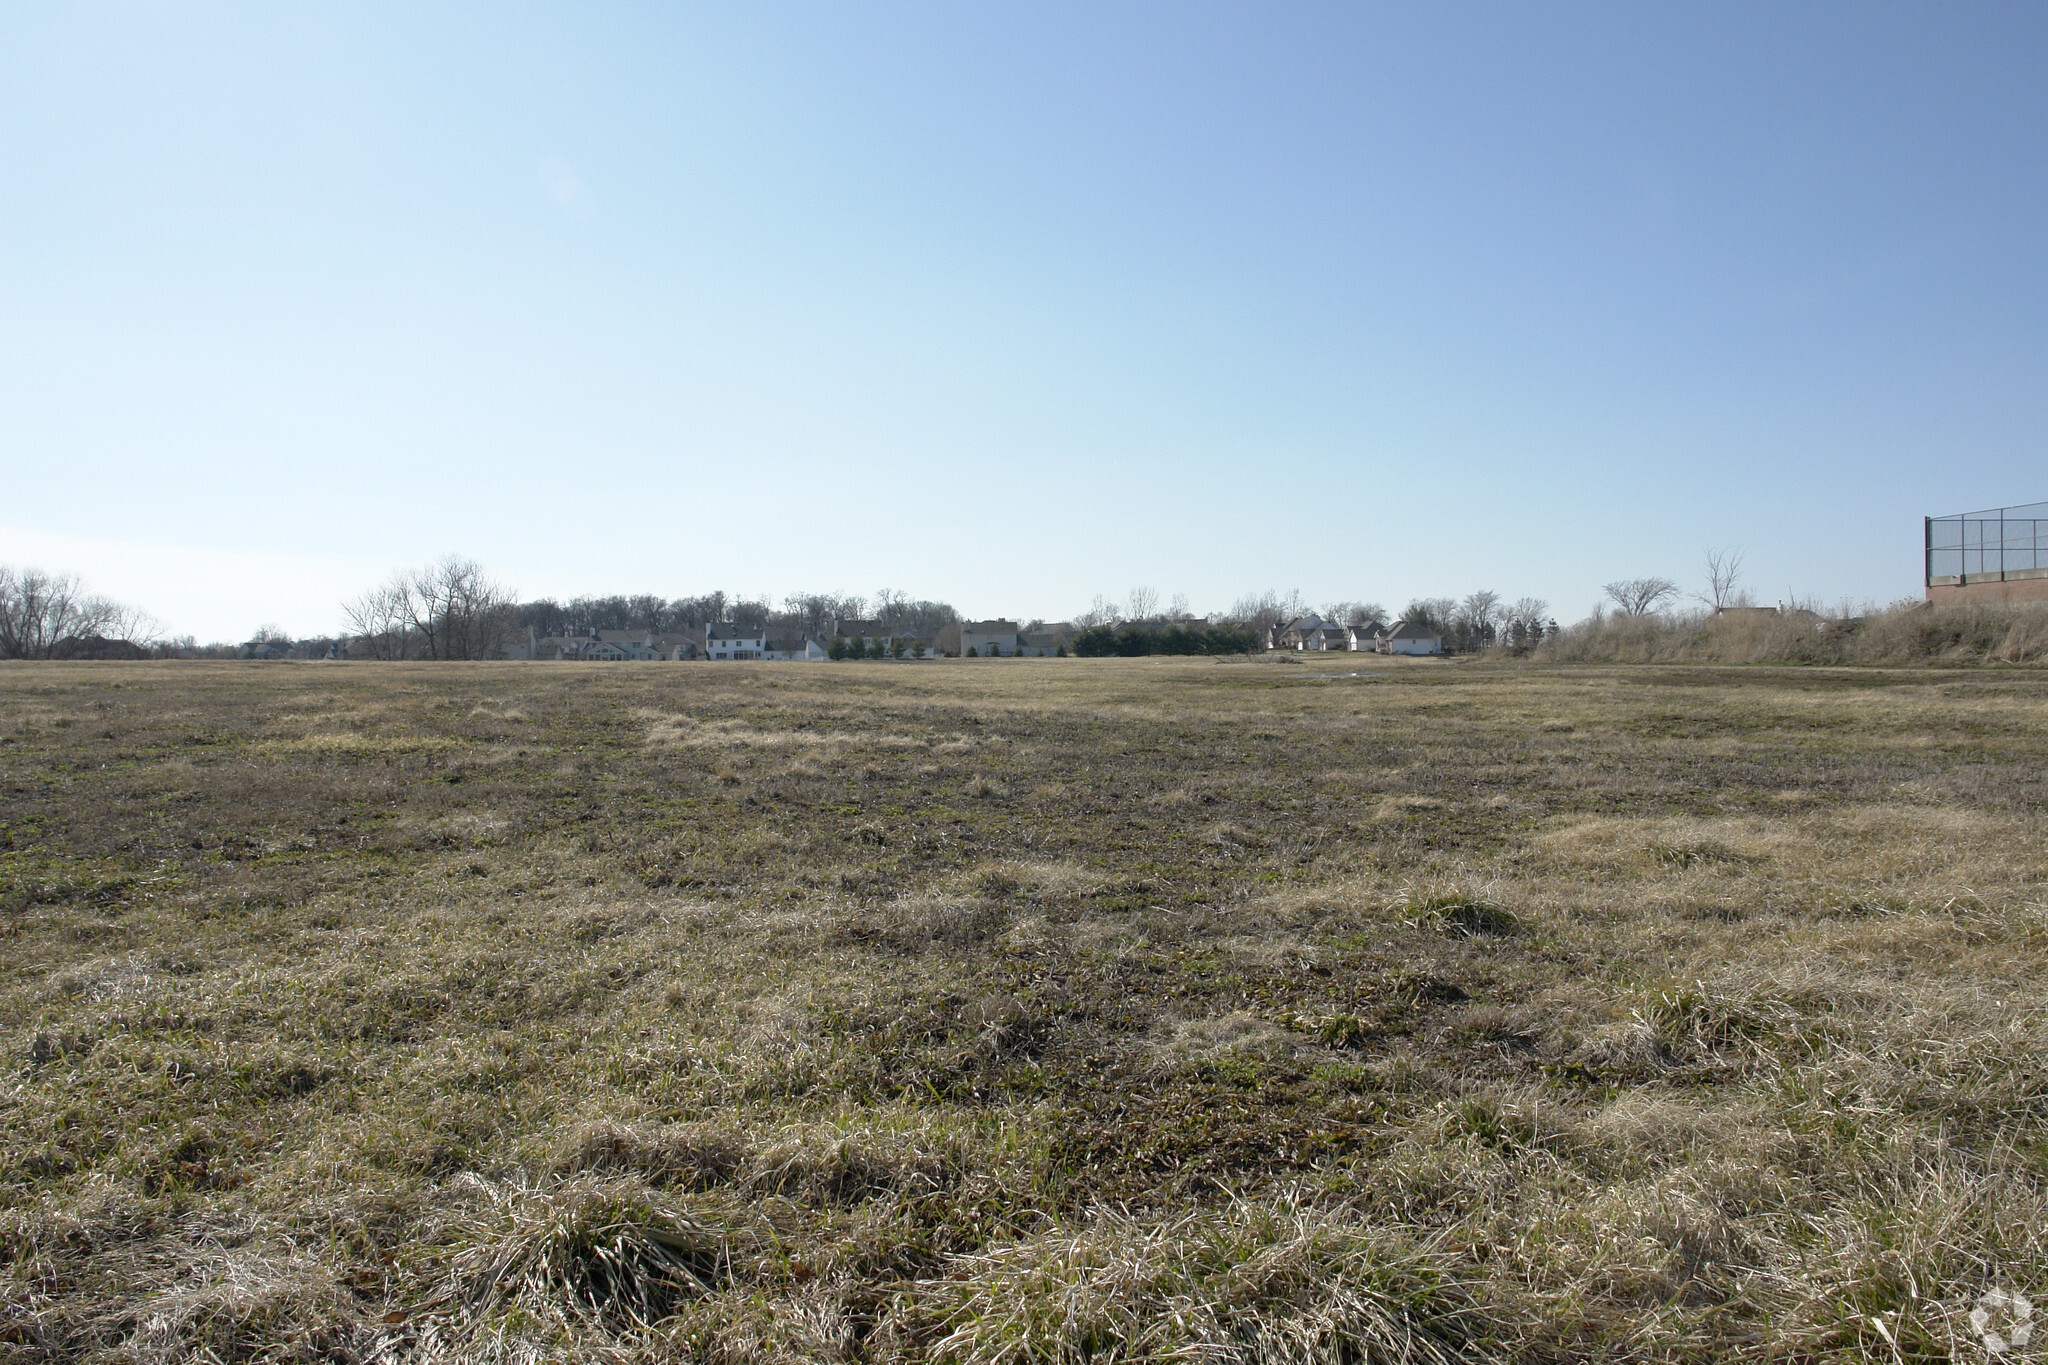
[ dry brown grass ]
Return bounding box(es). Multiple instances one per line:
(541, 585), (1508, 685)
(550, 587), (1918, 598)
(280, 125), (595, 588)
(1541, 599), (2048, 665)
(4, 656), (2048, 1361)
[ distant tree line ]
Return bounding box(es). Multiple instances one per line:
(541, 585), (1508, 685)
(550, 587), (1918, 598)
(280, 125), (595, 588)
(5, 552), (1774, 665)
(1069, 622), (1261, 656)
(1396, 591), (1555, 653)
(0, 566), (160, 660)
(512, 587), (960, 643)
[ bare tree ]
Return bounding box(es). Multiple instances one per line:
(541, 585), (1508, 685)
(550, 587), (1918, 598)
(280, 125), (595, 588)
(1126, 586), (1159, 621)
(888, 597), (958, 638)
(1341, 602), (1387, 629)
(1076, 594), (1122, 629)
(345, 557), (515, 660)
(1168, 592), (1191, 620)
(1603, 577), (1679, 616)
(1457, 591), (1503, 641)
(784, 592), (861, 637)
(1697, 547), (1747, 611)
(1505, 597), (1550, 649)
(667, 591), (730, 628)
(568, 595), (631, 631)
(437, 559), (516, 659)
(517, 598), (569, 637)
(0, 566), (153, 659)
(1320, 601), (1385, 629)
(1402, 598), (1457, 631)
(728, 597), (774, 631)
(1224, 589), (1307, 638)
(343, 579), (414, 659)
(397, 570), (446, 659)
(625, 594), (666, 629)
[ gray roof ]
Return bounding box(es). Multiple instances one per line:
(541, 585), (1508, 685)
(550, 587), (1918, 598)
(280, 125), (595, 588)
(1387, 621), (1440, 639)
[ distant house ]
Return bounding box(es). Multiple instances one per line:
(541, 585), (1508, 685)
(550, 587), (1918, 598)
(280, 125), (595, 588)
(961, 620), (1021, 657)
(1348, 622), (1388, 651)
(515, 628), (701, 661)
(598, 629), (699, 660)
(1277, 616), (1351, 651)
(1303, 621), (1351, 651)
(523, 633), (582, 660)
(1017, 623), (1073, 657)
(1275, 616), (1315, 650)
(706, 624), (768, 660)
(763, 633), (829, 661)
(1380, 621), (1443, 656)
(582, 638), (652, 662)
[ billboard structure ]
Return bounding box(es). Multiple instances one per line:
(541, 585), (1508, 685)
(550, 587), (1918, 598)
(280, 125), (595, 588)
(1926, 500), (2048, 604)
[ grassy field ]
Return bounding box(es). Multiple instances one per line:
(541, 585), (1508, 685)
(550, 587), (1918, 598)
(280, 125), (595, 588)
(5, 656), (2048, 1363)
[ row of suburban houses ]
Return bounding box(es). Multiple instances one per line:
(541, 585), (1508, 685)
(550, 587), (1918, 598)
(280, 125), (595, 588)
(1268, 615), (1442, 655)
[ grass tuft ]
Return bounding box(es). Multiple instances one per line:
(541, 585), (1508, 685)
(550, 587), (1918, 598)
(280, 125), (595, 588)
(442, 1173), (733, 1334)
(906, 1198), (1477, 1365)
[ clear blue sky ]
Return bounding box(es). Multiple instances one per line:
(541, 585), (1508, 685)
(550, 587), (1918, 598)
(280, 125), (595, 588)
(4, 3), (2045, 640)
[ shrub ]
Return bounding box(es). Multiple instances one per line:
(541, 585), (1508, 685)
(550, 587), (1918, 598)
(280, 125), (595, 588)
(1069, 624), (1261, 657)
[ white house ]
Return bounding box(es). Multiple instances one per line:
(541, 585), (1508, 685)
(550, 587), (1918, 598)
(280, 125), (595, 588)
(961, 620), (1021, 657)
(1348, 622), (1388, 651)
(1381, 621), (1443, 655)
(1305, 621), (1351, 651)
(1276, 615), (1351, 651)
(706, 623), (768, 660)
(762, 633), (829, 661)
(1017, 624), (1072, 656)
